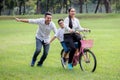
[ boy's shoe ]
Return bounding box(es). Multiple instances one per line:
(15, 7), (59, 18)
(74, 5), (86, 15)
(31, 60), (35, 67)
(61, 58), (66, 68)
(68, 63), (73, 70)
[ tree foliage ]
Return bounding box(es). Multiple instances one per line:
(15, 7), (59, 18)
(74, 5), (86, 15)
(0, 0), (120, 15)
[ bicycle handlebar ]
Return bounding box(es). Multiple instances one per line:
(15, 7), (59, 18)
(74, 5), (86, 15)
(81, 30), (91, 39)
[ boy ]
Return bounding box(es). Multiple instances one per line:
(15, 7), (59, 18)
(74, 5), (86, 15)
(50, 19), (73, 68)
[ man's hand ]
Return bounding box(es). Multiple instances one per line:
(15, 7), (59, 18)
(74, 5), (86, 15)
(15, 18), (21, 22)
(15, 18), (29, 23)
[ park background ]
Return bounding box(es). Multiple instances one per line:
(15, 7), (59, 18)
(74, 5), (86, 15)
(0, 0), (120, 80)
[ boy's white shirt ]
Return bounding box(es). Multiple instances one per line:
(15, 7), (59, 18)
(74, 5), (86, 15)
(55, 24), (71, 42)
(28, 18), (57, 43)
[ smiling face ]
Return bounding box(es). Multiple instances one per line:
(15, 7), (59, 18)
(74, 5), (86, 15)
(45, 15), (52, 25)
(58, 20), (64, 28)
(69, 8), (76, 18)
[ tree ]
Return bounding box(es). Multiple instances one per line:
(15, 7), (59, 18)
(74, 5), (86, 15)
(79, 0), (83, 13)
(0, 0), (4, 15)
(5, 0), (16, 15)
(36, 0), (41, 14)
(104, 0), (111, 13)
(116, 0), (120, 13)
(95, 0), (111, 13)
(17, 0), (29, 15)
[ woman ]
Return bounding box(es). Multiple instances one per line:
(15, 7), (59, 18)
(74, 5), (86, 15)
(64, 8), (89, 69)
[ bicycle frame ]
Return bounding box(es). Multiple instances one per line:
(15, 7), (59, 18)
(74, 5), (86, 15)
(72, 32), (94, 66)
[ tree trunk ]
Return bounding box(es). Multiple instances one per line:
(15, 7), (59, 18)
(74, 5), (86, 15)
(95, 0), (101, 13)
(19, 2), (22, 15)
(64, 0), (68, 13)
(69, 0), (71, 7)
(0, 0), (3, 15)
(59, 0), (63, 13)
(46, 0), (49, 12)
(79, 0), (83, 13)
(85, 0), (88, 13)
(104, 0), (111, 13)
(23, 2), (25, 15)
(36, 0), (41, 14)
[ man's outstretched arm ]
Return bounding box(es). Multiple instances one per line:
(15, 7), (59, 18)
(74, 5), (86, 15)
(15, 18), (29, 23)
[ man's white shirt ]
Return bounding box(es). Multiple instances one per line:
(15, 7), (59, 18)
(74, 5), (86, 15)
(29, 18), (57, 43)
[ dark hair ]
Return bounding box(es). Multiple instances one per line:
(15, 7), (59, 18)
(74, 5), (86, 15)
(68, 7), (75, 29)
(58, 19), (64, 24)
(68, 7), (74, 13)
(45, 12), (52, 17)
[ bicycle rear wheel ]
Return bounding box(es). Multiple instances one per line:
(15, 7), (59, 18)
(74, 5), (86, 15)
(60, 49), (69, 69)
(79, 49), (97, 72)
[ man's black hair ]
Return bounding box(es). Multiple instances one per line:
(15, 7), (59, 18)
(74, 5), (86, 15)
(45, 12), (52, 17)
(58, 19), (64, 24)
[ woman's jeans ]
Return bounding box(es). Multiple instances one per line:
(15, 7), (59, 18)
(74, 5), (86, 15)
(32, 38), (50, 65)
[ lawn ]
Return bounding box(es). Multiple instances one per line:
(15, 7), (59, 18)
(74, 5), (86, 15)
(0, 14), (120, 80)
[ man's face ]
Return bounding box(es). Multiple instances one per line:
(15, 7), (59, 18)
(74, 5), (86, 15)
(58, 21), (64, 28)
(45, 15), (52, 24)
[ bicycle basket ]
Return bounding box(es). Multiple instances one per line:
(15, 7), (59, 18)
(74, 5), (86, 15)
(80, 40), (93, 48)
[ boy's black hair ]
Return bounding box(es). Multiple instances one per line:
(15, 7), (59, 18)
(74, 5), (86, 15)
(58, 19), (64, 24)
(45, 12), (52, 17)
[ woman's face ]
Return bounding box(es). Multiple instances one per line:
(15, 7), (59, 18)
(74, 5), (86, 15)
(69, 8), (76, 17)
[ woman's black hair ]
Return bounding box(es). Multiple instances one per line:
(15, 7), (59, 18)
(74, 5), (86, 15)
(68, 8), (74, 29)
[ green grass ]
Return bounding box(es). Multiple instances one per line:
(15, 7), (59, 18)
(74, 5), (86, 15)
(0, 14), (120, 80)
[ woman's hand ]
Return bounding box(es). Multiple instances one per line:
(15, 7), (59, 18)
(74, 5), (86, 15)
(84, 28), (91, 32)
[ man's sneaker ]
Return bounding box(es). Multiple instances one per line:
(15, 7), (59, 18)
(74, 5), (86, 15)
(68, 63), (73, 70)
(37, 63), (42, 67)
(61, 58), (66, 68)
(31, 60), (35, 67)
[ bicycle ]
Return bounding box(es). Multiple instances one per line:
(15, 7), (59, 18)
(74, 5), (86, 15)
(60, 31), (97, 72)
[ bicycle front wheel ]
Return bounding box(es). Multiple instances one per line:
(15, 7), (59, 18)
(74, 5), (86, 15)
(79, 49), (97, 72)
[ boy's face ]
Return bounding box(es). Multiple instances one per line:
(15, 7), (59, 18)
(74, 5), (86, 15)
(58, 21), (64, 28)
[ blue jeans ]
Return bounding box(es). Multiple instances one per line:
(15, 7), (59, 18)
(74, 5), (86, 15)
(61, 41), (69, 53)
(32, 38), (50, 65)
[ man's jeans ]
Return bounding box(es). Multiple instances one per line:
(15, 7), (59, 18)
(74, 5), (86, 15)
(32, 38), (50, 65)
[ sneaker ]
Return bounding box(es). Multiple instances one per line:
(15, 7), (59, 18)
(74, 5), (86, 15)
(61, 58), (66, 68)
(37, 63), (42, 67)
(68, 63), (73, 70)
(31, 60), (35, 67)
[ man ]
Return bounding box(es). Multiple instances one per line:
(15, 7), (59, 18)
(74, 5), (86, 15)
(15, 12), (57, 67)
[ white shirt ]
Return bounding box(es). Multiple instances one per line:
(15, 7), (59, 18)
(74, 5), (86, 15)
(64, 17), (84, 33)
(29, 18), (57, 43)
(55, 25), (71, 42)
